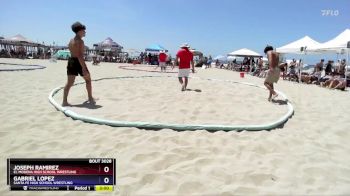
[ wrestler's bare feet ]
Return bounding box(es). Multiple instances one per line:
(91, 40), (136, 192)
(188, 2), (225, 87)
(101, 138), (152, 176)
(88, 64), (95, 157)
(62, 102), (71, 107)
(268, 93), (278, 102)
(272, 93), (278, 100)
(88, 97), (99, 104)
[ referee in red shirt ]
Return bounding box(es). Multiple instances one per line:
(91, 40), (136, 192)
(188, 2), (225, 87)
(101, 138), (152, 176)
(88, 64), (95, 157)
(175, 43), (195, 91)
(159, 50), (167, 72)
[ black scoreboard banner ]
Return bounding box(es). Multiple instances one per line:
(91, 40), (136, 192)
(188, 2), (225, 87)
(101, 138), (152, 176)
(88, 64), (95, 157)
(7, 158), (116, 191)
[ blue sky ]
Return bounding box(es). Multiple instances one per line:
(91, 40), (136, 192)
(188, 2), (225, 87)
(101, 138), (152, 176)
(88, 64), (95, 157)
(0, 0), (349, 62)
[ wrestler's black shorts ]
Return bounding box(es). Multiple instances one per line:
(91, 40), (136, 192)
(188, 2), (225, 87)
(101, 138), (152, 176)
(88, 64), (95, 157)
(67, 57), (89, 76)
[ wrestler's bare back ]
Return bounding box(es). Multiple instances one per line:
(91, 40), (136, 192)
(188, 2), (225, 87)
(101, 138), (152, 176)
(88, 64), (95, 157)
(267, 51), (279, 69)
(68, 37), (84, 58)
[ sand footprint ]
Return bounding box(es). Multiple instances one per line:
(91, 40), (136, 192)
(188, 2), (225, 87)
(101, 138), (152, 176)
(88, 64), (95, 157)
(233, 186), (259, 195)
(177, 181), (204, 195)
(248, 173), (277, 186)
(170, 147), (194, 155)
(130, 152), (161, 163)
(302, 166), (329, 179)
(152, 153), (182, 171)
(179, 109), (188, 115)
(147, 135), (160, 143)
(139, 173), (157, 185)
(192, 105), (201, 115)
(193, 157), (214, 166)
(113, 142), (126, 149)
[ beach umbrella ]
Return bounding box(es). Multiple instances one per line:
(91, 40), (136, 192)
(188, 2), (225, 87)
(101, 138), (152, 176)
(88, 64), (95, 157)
(54, 50), (71, 60)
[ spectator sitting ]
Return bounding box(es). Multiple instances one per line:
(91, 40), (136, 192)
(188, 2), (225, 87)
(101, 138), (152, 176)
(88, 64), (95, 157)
(321, 73), (347, 90)
(302, 59), (324, 84)
(252, 57), (263, 76)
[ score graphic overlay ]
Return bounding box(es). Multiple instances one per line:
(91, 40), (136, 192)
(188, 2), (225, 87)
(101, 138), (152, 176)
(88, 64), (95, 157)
(7, 158), (116, 191)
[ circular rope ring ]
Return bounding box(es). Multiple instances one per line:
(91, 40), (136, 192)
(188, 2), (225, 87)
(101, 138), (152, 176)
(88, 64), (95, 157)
(119, 65), (178, 73)
(0, 62), (46, 71)
(49, 76), (294, 131)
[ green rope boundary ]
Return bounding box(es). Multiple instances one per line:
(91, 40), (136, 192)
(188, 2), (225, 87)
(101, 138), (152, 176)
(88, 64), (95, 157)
(48, 76), (294, 131)
(119, 65), (178, 73)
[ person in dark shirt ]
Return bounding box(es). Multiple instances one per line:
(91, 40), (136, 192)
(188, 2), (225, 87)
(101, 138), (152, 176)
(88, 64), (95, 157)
(325, 60), (333, 75)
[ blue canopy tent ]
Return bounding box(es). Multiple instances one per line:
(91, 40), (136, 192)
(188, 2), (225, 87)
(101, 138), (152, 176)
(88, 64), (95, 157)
(53, 50), (71, 60)
(145, 44), (168, 53)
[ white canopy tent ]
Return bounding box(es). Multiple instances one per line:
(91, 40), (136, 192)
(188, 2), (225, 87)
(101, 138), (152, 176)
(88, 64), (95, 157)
(190, 48), (203, 56)
(227, 56), (237, 61)
(228, 48), (262, 57)
(124, 48), (142, 57)
(276, 36), (323, 82)
(4, 34), (35, 43)
(213, 55), (227, 62)
(276, 36), (321, 54)
(309, 29), (350, 53)
(93, 37), (123, 52)
(228, 48), (262, 68)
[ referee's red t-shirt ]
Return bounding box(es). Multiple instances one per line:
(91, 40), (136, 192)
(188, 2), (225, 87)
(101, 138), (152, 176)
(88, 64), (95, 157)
(159, 53), (167, 62)
(176, 48), (193, 69)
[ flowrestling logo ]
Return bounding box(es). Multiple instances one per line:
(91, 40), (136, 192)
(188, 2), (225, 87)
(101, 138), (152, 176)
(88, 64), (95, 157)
(321, 9), (339, 16)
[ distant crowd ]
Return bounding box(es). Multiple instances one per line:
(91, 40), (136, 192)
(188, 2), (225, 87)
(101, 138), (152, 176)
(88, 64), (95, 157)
(1, 44), (348, 91)
(0, 48), (51, 59)
(216, 57), (348, 91)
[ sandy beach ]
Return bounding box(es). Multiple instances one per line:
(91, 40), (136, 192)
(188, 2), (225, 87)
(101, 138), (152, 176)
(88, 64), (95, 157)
(1, 58), (350, 195)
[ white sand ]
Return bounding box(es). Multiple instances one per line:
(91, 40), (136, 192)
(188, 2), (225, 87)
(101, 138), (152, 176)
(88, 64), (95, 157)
(56, 76), (288, 126)
(1, 59), (350, 195)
